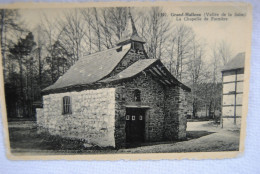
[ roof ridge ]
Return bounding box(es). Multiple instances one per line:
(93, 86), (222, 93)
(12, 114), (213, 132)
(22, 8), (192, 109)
(82, 46), (121, 59)
(99, 59), (158, 83)
(221, 52), (245, 72)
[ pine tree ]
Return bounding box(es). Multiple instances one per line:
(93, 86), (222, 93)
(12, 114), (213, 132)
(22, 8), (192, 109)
(46, 40), (71, 83)
(9, 32), (36, 117)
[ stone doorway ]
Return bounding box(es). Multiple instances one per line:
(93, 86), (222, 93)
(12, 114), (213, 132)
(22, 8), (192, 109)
(125, 108), (146, 143)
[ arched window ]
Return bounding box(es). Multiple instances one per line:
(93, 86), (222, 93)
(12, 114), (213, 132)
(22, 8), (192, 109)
(134, 89), (141, 102)
(63, 96), (72, 114)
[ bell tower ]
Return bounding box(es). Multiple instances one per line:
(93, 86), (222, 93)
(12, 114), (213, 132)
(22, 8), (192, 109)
(116, 11), (146, 51)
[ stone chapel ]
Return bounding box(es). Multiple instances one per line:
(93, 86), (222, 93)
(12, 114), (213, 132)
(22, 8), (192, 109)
(37, 12), (190, 148)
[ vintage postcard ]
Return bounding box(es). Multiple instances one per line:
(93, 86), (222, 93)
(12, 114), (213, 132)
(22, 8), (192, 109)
(0, 2), (252, 160)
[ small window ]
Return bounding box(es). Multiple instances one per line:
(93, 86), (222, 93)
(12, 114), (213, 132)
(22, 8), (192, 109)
(126, 115), (130, 120)
(134, 89), (141, 102)
(139, 115), (143, 120)
(132, 115), (135, 121)
(132, 42), (143, 51)
(63, 96), (72, 114)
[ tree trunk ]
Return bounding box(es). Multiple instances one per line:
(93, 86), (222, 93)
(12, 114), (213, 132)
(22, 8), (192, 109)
(1, 10), (6, 79)
(18, 56), (25, 117)
(38, 48), (42, 88)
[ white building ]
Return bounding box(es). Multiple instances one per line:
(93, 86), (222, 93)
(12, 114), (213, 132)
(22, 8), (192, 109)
(221, 52), (245, 128)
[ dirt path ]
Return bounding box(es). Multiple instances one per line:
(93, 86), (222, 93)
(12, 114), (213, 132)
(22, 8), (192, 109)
(118, 121), (240, 153)
(9, 121), (240, 154)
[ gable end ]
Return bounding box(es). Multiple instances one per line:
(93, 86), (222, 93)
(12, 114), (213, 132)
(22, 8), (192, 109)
(103, 48), (149, 79)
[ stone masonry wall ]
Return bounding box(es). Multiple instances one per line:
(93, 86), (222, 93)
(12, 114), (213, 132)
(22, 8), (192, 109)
(106, 72), (189, 142)
(36, 108), (44, 126)
(36, 88), (117, 147)
(109, 49), (147, 77)
(164, 86), (188, 140)
(114, 87), (126, 148)
(164, 86), (180, 140)
(106, 73), (166, 142)
(178, 89), (188, 139)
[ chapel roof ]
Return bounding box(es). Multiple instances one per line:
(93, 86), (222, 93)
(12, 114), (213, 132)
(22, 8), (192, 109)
(100, 59), (158, 83)
(221, 52), (245, 72)
(100, 59), (191, 91)
(42, 46), (130, 92)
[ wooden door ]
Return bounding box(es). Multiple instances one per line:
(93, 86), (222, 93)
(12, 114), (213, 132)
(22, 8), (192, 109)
(125, 108), (145, 143)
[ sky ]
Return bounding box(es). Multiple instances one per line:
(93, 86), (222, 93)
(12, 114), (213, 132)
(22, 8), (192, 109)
(163, 5), (250, 57)
(19, 4), (251, 60)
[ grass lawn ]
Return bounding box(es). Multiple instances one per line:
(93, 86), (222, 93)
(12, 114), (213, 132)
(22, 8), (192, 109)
(8, 121), (114, 155)
(7, 121), (240, 155)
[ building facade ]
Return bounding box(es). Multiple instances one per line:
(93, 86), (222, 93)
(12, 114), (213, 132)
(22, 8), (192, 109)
(221, 52), (245, 128)
(36, 13), (190, 148)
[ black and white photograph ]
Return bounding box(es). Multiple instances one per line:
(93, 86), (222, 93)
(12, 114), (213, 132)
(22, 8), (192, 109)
(0, 2), (252, 160)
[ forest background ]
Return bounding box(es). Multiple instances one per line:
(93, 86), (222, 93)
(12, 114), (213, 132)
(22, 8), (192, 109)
(0, 7), (242, 119)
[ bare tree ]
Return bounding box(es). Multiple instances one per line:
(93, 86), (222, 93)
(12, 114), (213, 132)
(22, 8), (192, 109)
(99, 9), (113, 49)
(134, 9), (149, 40)
(210, 46), (219, 118)
(186, 38), (206, 118)
(171, 24), (195, 81)
(165, 36), (176, 74)
(218, 40), (233, 66)
(81, 7), (128, 51)
(135, 7), (170, 60)
(106, 7), (128, 41)
(92, 8), (101, 52)
(40, 13), (67, 83)
(207, 42), (229, 119)
(58, 9), (86, 64)
(81, 8), (94, 54)
(33, 25), (45, 88)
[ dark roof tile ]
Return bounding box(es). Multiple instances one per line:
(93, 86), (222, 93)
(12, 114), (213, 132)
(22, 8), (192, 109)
(43, 46), (130, 91)
(100, 59), (191, 91)
(100, 59), (158, 83)
(222, 52), (245, 72)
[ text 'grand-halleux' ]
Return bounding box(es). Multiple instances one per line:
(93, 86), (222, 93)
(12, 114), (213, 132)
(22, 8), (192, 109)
(158, 12), (246, 21)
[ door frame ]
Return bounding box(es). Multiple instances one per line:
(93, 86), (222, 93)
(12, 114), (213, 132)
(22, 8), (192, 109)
(125, 107), (147, 143)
